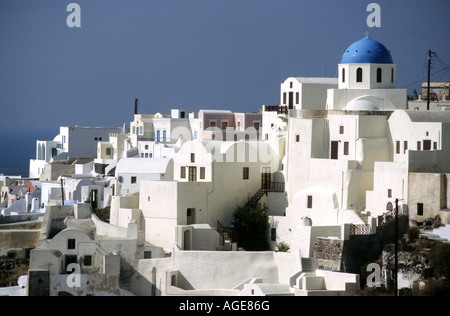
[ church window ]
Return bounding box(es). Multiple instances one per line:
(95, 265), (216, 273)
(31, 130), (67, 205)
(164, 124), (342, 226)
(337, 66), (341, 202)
(67, 239), (76, 250)
(391, 68), (394, 83)
(356, 68), (363, 83)
(342, 68), (345, 83)
(243, 167), (249, 180)
(377, 68), (382, 83)
(307, 195), (313, 209)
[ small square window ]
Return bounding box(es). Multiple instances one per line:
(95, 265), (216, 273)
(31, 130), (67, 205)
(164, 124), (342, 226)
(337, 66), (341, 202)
(131, 176), (137, 184)
(83, 255), (92, 266)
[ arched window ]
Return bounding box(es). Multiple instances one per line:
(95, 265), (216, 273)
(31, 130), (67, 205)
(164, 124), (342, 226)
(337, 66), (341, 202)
(342, 68), (345, 83)
(377, 68), (382, 83)
(356, 68), (363, 83)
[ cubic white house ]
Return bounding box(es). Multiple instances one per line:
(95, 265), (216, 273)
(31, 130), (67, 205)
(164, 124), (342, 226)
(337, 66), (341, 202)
(3, 35), (448, 296)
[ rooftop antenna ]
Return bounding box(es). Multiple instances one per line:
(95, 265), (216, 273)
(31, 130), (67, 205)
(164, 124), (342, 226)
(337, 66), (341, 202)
(134, 98), (138, 115)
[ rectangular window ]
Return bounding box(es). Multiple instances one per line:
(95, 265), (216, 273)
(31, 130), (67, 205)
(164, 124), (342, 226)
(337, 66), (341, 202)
(106, 148), (112, 156)
(83, 255), (92, 266)
(296, 92), (299, 104)
(180, 167), (186, 179)
(307, 195), (313, 209)
(339, 126), (344, 134)
(296, 134), (300, 142)
(344, 142), (349, 155)
(221, 121), (228, 130)
(67, 239), (76, 250)
(271, 228), (277, 242)
(404, 141), (408, 154)
(388, 189), (392, 198)
(243, 167), (250, 180)
(417, 141), (421, 151)
(396, 141), (401, 154)
(433, 142), (437, 150)
(253, 122), (260, 130)
(163, 130), (167, 142)
(131, 176), (137, 184)
(210, 121), (216, 128)
(191, 153), (195, 163)
(417, 203), (424, 216)
(200, 167), (205, 180)
(283, 92), (286, 105)
(157, 130), (161, 142)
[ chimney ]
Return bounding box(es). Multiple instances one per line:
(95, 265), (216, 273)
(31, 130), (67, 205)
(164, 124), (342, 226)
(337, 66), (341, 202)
(134, 98), (138, 115)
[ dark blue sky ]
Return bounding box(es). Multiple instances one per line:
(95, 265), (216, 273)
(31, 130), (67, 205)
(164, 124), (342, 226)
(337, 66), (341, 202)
(1, 0), (449, 129)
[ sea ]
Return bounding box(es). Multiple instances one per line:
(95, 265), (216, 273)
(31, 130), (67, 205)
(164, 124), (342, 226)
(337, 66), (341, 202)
(0, 126), (59, 178)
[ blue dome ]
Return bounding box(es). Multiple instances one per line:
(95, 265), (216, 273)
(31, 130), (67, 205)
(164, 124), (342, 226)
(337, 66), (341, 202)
(341, 37), (393, 64)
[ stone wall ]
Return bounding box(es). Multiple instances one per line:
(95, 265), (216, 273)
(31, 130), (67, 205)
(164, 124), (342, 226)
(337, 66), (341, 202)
(313, 237), (343, 271)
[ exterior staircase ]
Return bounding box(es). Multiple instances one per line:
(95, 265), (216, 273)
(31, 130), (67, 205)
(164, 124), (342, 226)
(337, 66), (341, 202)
(301, 257), (318, 273)
(246, 182), (285, 207)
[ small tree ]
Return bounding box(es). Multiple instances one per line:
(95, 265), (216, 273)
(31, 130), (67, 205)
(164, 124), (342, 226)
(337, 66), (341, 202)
(232, 199), (269, 251)
(428, 243), (450, 280)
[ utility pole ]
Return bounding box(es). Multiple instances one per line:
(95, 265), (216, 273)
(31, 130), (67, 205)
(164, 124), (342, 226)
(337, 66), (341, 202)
(60, 178), (65, 206)
(427, 50), (436, 110)
(394, 198), (399, 296)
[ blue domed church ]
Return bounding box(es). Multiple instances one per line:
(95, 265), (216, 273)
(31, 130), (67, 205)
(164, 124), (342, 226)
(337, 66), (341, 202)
(327, 36), (407, 111)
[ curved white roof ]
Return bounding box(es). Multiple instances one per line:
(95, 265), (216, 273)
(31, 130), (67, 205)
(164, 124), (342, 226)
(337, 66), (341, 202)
(402, 110), (450, 123)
